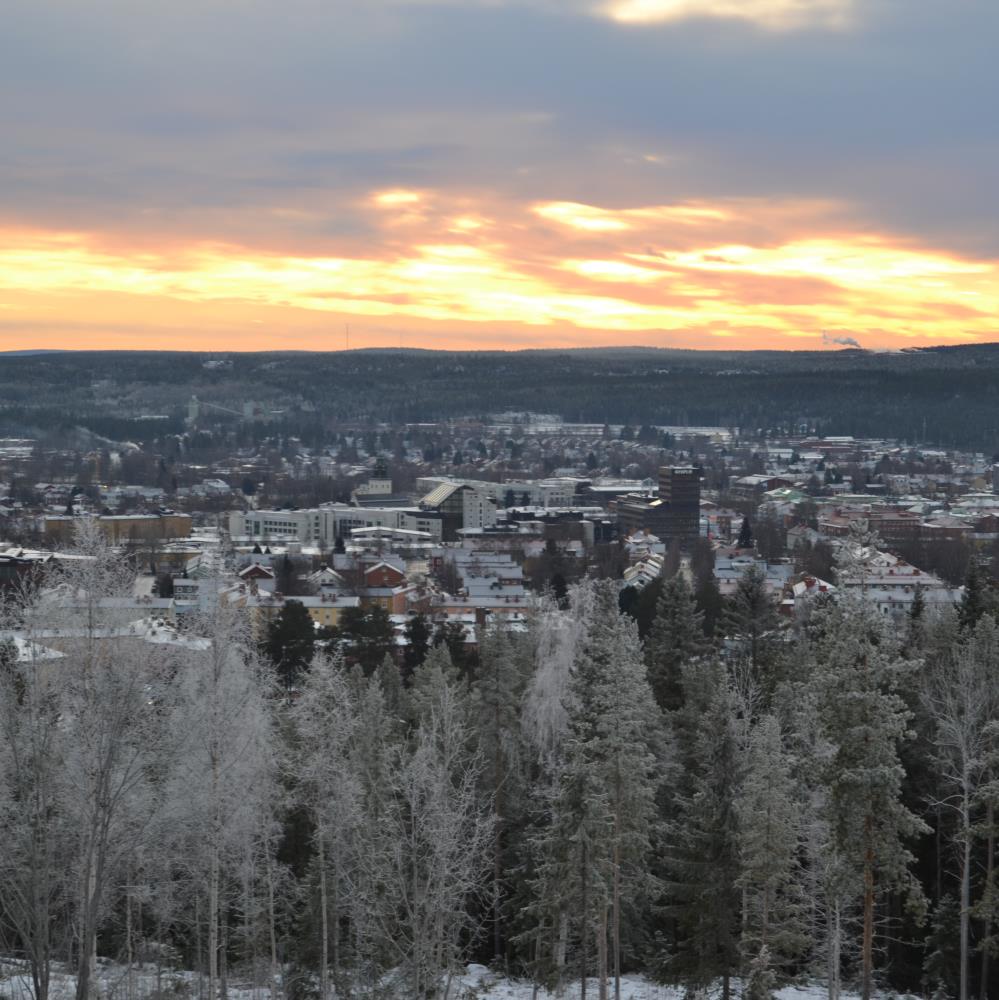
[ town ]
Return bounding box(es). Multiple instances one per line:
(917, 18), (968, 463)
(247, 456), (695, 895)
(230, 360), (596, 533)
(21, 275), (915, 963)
(4, 359), (999, 1000)
(2, 410), (992, 654)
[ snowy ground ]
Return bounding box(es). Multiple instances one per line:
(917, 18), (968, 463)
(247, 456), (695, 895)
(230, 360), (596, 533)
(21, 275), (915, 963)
(0, 959), (894, 1000)
(457, 966), (850, 1000)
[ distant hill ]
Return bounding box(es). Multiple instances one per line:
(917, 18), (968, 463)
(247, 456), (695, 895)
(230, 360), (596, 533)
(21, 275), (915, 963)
(0, 349), (70, 357)
(1, 344), (997, 451)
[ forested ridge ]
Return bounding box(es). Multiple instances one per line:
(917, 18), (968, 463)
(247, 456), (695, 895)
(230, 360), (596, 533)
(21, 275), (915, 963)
(4, 344), (999, 449)
(2, 533), (998, 1000)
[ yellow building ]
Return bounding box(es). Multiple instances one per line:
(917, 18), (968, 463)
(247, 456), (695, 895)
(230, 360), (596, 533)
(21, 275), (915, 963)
(43, 513), (193, 544)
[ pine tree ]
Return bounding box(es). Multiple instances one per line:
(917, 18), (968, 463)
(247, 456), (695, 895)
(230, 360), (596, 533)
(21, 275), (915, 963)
(923, 615), (999, 1000)
(959, 560), (995, 631)
(812, 599), (929, 1000)
(736, 715), (808, 996)
(402, 611), (431, 684)
(262, 600), (315, 688)
(722, 564), (781, 697)
(528, 582), (662, 1000)
(665, 656), (741, 1000)
(471, 623), (530, 965)
(644, 573), (708, 713)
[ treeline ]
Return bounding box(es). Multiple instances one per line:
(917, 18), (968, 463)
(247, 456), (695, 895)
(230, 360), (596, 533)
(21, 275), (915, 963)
(2, 538), (999, 1000)
(6, 344), (999, 448)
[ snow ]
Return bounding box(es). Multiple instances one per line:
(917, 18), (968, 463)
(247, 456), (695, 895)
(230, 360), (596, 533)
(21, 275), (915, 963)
(455, 968), (913, 1000)
(0, 959), (909, 1000)
(6, 634), (65, 661)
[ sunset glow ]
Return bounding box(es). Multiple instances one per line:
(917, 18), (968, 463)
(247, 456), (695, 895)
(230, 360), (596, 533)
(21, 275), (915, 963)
(2, 190), (997, 351)
(2, 0), (997, 352)
(602, 0), (854, 29)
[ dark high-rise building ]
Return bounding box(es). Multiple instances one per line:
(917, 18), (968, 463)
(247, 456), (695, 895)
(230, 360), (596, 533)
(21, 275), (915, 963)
(615, 466), (701, 546)
(658, 465), (700, 544)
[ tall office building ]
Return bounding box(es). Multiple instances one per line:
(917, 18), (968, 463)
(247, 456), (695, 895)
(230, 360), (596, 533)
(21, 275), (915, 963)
(616, 465), (701, 546)
(658, 466), (701, 543)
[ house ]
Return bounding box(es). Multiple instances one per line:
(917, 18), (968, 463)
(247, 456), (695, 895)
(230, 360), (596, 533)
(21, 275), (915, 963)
(238, 563), (276, 594)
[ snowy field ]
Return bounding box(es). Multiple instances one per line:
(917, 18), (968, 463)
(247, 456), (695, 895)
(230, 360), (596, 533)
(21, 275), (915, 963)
(0, 960), (898, 1000)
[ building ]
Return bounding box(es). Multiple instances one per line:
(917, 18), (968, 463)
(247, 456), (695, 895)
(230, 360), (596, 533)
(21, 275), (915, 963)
(658, 467), (701, 543)
(419, 483), (497, 542)
(229, 505), (444, 545)
(616, 466), (702, 547)
(43, 511), (193, 544)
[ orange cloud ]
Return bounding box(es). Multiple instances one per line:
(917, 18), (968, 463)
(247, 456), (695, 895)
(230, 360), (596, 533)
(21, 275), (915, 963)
(1, 190), (997, 352)
(601, 0), (854, 30)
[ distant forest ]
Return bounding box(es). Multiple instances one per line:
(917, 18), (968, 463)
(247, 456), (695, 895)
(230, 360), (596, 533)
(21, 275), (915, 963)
(2, 344), (998, 451)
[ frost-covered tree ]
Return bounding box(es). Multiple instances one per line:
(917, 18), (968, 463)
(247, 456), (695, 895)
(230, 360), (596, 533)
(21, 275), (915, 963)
(531, 582), (661, 1000)
(812, 598), (928, 1000)
(722, 565), (780, 696)
(736, 714), (808, 996)
(644, 573), (708, 714)
(471, 622), (531, 964)
(0, 630), (72, 1000)
(383, 666), (491, 997)
(46, 524), (184, 1000)
(291, 652), (359, 998)
(923, 615), (999, 1000)
(167, 606), (279, 1000)
(666, 656), (741, 1000)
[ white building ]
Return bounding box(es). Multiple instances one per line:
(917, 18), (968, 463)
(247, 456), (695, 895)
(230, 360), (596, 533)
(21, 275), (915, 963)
(229, 505), (444, 545)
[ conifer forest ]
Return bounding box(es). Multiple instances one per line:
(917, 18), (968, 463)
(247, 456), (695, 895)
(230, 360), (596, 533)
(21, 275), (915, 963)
(2, 529), (998, 1000)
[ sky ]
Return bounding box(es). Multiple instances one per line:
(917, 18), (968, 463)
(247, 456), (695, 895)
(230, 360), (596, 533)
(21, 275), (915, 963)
(2, 0), (998, 353)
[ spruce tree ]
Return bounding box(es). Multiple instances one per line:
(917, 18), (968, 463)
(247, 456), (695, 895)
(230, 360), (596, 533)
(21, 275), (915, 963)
(812, 599), (928, 1000)
(666, 656), (742, 1000)
(471, 623), (531, 965)
(644, 573), (708, 713)
(529, 582), (661, 1000)
(923, 615), (999, 1000)
(736, 714), (808, 996)
(722, 564), (781, 697)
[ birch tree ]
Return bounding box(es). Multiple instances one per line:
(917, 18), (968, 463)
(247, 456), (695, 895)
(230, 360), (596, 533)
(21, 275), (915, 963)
(923, 615), (999, 1000)
(384, 667), (491, 998)
(166, 607), (279, 1000)
(291, 652), (360, 999)
(0, 631), (71, 1000)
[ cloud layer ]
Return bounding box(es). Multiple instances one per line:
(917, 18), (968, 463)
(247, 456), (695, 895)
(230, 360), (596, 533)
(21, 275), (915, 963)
(1, 0), (996, 350)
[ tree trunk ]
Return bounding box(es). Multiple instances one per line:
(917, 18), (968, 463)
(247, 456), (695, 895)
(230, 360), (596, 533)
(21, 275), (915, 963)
(195, 895), (204, 1000)
(862, 817), (875, 1000)
(266, 856), (279, 997)
(126, 886), (134, 1000)
(597, 907), (608, 1000)
(580, 843), (588, 1000)
(961, 791), (971, 1000)
(828, 898), (841, 1000)
(982, 799), (994, 1000)
(209, 845), (220, 1000)
(612, 828), (621, 1000)
(220, 910), (229, 1000)
(76, 844), (101, 1000)
(555, 910), (568, 1000)
(493, 707), (504, 967)
(317, 830), (329, 1000)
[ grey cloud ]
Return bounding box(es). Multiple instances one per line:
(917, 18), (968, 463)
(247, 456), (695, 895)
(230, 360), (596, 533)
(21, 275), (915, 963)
(1, 0), (997, 253)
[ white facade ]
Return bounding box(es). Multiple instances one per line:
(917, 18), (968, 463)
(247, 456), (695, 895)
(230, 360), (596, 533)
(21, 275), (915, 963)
(231, 506), (444, 544)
